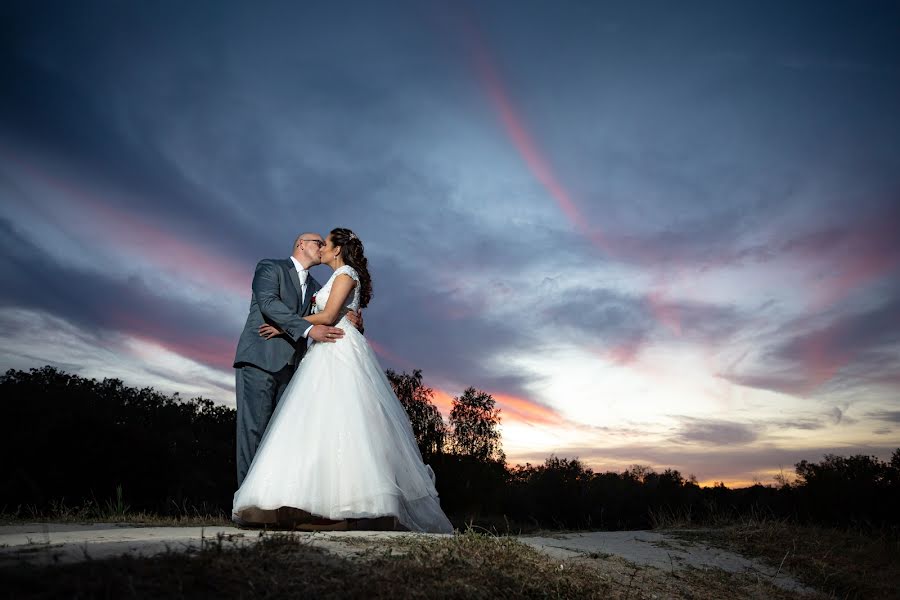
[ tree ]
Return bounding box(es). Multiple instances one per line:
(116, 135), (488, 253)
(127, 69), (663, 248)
(0, 366), (235, 515)
(449, 387), (504, 463)
(385, 369), (447, 461)
(625, 464), (654, 484)
(794, 453), (895, 525)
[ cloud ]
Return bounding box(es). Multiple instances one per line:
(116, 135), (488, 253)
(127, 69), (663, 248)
(0, 219), (238, 371)
(0, 51), (269, 263)
(721, 291), (900, 397)
(491, 392), (566, 427)
(541, 283), (745, 362)
(778, 205), (900, 309)
(868, 411), (900, 424)
(770, 418), (825, 431)
(0, 307), (232, 402)
(672, 417), (758, 445)
(363, 259), (548, 399)
(828, 406), (859, 426)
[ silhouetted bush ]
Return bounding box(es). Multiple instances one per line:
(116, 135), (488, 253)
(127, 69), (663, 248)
(431, 453), (508, 520)
(793, 452), (899, 527)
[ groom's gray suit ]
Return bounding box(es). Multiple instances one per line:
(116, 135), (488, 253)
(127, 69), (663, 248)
(233, 258), (321, 486)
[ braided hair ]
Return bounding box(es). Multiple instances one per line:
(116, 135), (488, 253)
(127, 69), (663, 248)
(329, 227), (372, 308)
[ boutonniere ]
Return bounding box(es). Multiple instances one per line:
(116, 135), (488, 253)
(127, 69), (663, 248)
(310, 295), (318, 314)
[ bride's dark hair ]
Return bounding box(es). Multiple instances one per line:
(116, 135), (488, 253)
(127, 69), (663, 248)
(330, 227), (372, 308)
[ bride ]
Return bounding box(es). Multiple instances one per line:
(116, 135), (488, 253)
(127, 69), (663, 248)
(232, 228), (453, 534)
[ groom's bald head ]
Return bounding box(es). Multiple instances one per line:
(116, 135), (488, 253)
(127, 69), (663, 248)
(294, 232), (317, 250)
(292, 232), (324, 268)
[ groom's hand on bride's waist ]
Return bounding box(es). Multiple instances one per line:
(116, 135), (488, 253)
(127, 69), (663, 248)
(308, 325), (344, 343)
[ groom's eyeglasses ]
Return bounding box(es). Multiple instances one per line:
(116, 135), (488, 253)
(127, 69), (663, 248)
(300, 239), (326, 248)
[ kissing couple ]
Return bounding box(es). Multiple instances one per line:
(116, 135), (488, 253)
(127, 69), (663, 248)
(231, 228), (453, 533)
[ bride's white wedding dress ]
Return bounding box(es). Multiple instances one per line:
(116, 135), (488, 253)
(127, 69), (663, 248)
(232, 265), (453, 534)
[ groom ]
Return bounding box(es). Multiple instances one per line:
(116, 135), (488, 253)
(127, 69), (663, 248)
(232, 232), (361, 490)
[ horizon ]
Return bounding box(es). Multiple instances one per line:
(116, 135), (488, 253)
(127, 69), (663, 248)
(7, 361), (896, 490)
(2, 1), (898, 488)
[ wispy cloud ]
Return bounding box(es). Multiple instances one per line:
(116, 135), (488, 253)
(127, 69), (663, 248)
(672, 417), (758, 445)
(868, 411), (900, 424)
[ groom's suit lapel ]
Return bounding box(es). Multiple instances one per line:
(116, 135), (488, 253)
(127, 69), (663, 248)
(286, 260), (303, 307)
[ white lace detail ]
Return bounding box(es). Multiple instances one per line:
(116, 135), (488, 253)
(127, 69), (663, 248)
(314, 265), (360, 315)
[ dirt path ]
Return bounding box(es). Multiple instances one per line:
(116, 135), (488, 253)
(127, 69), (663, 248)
(518, 530), (812, 594)
(0, 523), (814, 595)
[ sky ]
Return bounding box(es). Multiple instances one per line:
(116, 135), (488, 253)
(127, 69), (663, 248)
(2, 1), (898, 486)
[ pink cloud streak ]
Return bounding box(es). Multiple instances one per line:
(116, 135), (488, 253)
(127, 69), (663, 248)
(3, 147), (250, 296)
(109, 309), (235, 371)
(432, 386), (565, 428)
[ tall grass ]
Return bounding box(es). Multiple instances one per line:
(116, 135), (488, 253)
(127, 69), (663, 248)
(1, 486), (230, 526)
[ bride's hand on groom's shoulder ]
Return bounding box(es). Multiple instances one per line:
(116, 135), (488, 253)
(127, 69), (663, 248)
(346, 310), (364, 334)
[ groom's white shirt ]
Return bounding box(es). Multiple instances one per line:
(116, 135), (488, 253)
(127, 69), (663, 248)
(289, 256), (314, 339)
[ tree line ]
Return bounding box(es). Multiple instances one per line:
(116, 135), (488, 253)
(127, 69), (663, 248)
(2, 366), (898, 531)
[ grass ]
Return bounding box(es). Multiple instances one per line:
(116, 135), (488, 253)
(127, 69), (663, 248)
(0, 498), (230, 527)
(659, 518), (900, 600)
(0, 528), (813, 599)
(648, 502), (900, 598)
(711, 522), (900, 600)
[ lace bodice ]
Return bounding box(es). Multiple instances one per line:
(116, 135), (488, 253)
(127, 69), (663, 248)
(313, 265), (360, 316)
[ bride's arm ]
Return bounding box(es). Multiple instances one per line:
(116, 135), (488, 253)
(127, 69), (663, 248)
(302, 274), (357, 327)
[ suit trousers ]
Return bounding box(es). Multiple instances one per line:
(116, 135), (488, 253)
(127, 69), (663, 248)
(235, 362), (296, 487)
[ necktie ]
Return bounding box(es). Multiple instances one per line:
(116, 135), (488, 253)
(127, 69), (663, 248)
(298, 269), (308, 304)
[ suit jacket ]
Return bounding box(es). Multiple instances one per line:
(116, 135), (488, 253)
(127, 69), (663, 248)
(233, 258), (321, 372)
